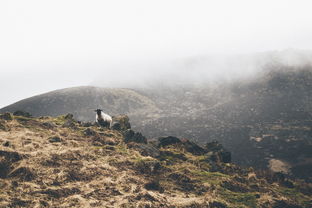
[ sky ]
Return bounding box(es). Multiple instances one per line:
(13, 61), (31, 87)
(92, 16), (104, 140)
(0, 0), (312, 108)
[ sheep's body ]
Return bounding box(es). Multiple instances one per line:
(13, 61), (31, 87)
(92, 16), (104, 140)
(95, 110), (112, 128)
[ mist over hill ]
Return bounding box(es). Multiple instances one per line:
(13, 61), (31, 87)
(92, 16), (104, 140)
(1, 51), (312, 181)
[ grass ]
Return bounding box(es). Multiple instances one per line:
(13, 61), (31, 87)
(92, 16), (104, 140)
(275, 186), (312, 207)
(191, 170), (230, 185)
(219, 188), (257, 208)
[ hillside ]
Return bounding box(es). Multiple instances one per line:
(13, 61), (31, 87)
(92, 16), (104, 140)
(1, 65), (312, 181)
(0, 86), (160, 122)
(0, 112), (311, 207)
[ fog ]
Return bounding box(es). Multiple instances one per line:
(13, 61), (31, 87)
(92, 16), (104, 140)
(1, 0), (312, 107)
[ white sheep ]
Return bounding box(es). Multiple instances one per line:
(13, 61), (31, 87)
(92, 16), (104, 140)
(94, 109), (112, 128)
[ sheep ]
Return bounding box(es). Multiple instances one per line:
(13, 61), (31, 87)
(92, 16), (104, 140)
(94, 109), (112, 128)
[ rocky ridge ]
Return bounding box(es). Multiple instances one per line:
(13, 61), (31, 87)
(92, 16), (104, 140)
(0, 112), (311, 207)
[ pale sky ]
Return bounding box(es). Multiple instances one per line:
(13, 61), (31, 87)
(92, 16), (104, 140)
(1, 0), (312, 108)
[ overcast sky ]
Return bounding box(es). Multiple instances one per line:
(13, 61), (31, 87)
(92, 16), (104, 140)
(1, 0), (312, 108)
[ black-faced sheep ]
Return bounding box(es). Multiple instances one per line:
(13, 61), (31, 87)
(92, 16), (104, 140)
(94, 109), (112, 128)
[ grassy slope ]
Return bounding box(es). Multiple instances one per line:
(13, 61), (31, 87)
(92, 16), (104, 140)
(0, 114), (311, 208)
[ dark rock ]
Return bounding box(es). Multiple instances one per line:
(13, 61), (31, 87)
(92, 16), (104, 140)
(220, 151), (231, 163)
(48, 136), (62, 143)
(273, 172), (285, 183)
(273, 200), (302, 208)
(0, 121), (7, 131)
(136, 160), (161, 175)
(281, 180), (294, 188)
(64, 113), (74, 120)
(181, 138), (206, 155)
(221, 180), (249, 193)
(205, 141), (223, 152)
(3, 141), (10, 147)
(84, 128), (97, 136)
(13, 110), (32, 117)
(39, 187), (81, 198)
(10, 198), (31, 207)
(144, 180), (164, 192)
(0, 150), (23, 178)
(124, 129), (147, 144)
(157, 136), (182, 147)
(127, 142), (160, 158)
(8, 166), (35, 181)
(112, 115), (131, 130)
(169, 172), (191, 183)
(209, 201), (228, 208)
(82, 122), (93, 127)
(42, 122), (57, 129)
(111, 122), (121, 130)
(97, 119), (110, 128)
(62, 120), (77, 129)
(0, 112), (13, 121)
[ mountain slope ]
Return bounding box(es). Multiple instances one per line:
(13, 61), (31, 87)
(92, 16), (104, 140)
(1, 66), (312, 181)
(0, 113), (311, 207)
(0, 86), (160, 122)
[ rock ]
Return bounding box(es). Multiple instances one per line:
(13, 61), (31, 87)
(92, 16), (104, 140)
(62, 120), (77, 129)
(42, 122), (57, 129)
(111, 122), (121, 130)
(136, 160), (161, 175)
(0, 150), (22, 178)
(48, 136), (62, 143)
(84, 128), (97, 136)
(220, 151), (231, 163)
(13, 110), (32, 117)
(205, 141), (223, 152)
(0, 112), (13, 121)
(8, 166), (35, 181)
(180, 138), (206, 155)
(209, 201), (228, 208)
(169, 172), (191, 183)
(273, 200), (302, 208)
(112, 115), (131, 130)
(64, 114), (74, 120)
(144, 180), (164, 192)
(82, 122), (93, 127)
(209, 151), (231, 163)
(123, 129), (147, 144)
(0, 121), (7, 131)
(221, 180), (249, 193)
(2, 141), (10, 147)
(157, 136), (182, 147)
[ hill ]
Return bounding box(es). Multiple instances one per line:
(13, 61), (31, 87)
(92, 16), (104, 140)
(0, 86), (160, 122)
(1, 65), (312, 181)
(0, 112), (311, 207)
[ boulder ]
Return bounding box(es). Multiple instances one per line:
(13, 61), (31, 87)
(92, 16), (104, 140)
(0, 112), (13, 121)
(157, 136), (181, 147)
(123, 129), (147, 144)
(13, 110), (32, 117)
(112, 115), (131, 130)
(48, 136), (62, 143)
(84, 128), (97, 136)
(180, 138), (206, 155)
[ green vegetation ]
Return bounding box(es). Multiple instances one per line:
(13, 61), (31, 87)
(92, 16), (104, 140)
(219, 189), (257, 208)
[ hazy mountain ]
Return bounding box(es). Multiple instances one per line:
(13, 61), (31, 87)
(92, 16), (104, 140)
(0, 86), (160, 123)
(1, 61), (312, 181)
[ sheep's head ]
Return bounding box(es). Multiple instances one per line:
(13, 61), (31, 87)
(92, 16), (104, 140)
(94, 109), (102, 115)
